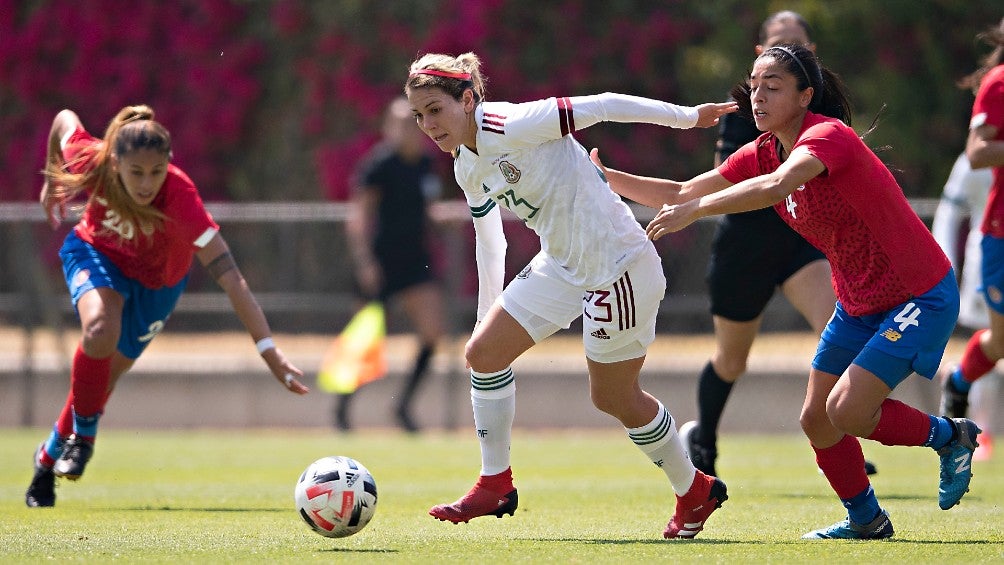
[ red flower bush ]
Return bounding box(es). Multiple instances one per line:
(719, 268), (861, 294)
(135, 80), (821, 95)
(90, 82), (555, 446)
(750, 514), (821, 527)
(1, 0), (262, 200)
(0, 0), (995, 206)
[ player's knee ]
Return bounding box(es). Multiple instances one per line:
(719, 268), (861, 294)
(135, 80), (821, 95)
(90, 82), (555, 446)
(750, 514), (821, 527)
(824, 395), (871, 437)
(799, 402), (829, 438)
(590, 395), (631, 423)
(464, 337), (502, 373)
(587, 384), (642, 423)
(588, 388), (616, 416)
(80, 319), (119, 357)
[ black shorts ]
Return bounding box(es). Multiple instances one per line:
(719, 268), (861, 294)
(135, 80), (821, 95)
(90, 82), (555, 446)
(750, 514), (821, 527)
(376, 248), (435, 302)
(706, 208), (826, 322)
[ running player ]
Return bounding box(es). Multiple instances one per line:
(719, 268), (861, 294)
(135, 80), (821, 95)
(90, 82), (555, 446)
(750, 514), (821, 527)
(938, 19), (1004, 427)
(405, 52), (737, 538)
(677, 9), (881, 478)
(25, 106), (309, 508)
(592, 44), (980, 539)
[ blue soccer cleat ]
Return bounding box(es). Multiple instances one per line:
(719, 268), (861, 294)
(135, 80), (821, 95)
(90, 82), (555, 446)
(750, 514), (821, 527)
(802, 509), (894, 540)
(937, 418), (981, 510)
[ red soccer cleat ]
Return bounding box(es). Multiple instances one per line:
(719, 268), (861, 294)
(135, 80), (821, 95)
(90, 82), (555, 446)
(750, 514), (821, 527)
(663, 470), (728, 539)
(429, 471), (518, 524)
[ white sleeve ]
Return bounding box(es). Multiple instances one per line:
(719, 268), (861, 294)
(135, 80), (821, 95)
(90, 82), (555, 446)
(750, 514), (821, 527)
(470, 200), (507, 321)
(932, 198), (964, 268)
(488, 95), (700, 149)
(931, 153), (972, 268)
(566, 92), (700, 130)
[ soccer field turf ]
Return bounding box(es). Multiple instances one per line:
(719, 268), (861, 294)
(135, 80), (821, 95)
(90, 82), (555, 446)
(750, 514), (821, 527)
(1, 428), (1001, 563)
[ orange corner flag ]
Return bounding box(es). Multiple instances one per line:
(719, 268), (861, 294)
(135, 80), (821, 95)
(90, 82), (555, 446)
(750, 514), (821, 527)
(317, 302), (387, 394)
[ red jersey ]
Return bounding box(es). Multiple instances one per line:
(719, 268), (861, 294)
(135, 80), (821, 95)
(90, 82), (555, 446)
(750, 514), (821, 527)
(65, 128), (219, 289)
(972, 64), (1004, 237)
(719, 112), (950, 316)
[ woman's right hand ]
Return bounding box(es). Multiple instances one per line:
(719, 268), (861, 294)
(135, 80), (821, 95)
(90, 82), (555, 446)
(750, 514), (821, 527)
(39, 181), (65, 230)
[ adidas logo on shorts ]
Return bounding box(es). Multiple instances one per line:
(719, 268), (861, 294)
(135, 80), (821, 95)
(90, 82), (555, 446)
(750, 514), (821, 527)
(590, 328), (611, 340)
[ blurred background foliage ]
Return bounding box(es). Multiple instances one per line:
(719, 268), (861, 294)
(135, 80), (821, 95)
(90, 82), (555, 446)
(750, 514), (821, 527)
(1, 0), (1001, 203)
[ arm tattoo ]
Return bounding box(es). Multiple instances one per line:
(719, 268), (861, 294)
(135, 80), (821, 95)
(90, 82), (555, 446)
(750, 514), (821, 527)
(205, 251), (238, 280)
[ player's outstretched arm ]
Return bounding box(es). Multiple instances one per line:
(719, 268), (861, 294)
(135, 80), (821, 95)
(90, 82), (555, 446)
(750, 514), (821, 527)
(590, 148), (684, 208)
(591, 147), (739, 212)
(646, 151), (824, 240)
(40, 109), (84, 229)
(196, 233), (309, 395)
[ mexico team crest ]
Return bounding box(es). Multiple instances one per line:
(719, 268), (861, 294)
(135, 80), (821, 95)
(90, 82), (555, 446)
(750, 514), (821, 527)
(499, 160), (521, 184)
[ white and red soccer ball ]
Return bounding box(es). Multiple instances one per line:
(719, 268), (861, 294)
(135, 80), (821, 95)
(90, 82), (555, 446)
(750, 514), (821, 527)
(294, 456), (378, 538)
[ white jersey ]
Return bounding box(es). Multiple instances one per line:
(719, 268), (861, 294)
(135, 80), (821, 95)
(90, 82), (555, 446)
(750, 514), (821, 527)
(454, 93), (699, 319)
(932, 152), (993, 328)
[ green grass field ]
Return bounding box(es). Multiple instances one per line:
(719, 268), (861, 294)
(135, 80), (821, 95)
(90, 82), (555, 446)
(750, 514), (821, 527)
(1, 427), (1001, 563)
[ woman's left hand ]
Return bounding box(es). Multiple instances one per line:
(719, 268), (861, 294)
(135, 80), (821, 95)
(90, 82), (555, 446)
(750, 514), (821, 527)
(262, 347), (310, 394)
(693, 101), (739, 128)
(645, 200), (700, 241)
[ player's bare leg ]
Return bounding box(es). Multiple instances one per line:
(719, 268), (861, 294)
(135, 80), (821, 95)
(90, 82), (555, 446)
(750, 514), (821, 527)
(588, 357), (727, 539)
(429, 305), (530, 524)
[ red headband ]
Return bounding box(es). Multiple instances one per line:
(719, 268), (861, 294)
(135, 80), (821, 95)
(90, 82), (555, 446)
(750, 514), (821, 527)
(409, 69), (472, 81)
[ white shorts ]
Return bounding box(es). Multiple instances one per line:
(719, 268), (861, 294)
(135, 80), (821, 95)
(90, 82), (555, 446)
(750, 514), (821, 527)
(498, 246), (666, 363)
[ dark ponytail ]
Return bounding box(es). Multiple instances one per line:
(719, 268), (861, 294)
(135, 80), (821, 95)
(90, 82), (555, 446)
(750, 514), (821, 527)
(958, 18), (1004, 94)
(729, 43), (853, 126)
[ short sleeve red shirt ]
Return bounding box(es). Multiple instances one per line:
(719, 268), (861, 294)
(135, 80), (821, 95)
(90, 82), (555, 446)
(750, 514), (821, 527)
(972, 65), (1004, 236)
(65, 128), (219, 289)
(719, 112), (950, 316)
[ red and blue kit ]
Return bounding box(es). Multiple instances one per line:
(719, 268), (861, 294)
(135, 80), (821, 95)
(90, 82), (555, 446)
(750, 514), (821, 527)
(64, 127), (219, 289)
(972, 65), (1004, 237)
(719, 112), (951, 316)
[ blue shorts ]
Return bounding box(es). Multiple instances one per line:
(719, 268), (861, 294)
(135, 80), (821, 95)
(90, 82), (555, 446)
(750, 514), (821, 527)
(981, 234), (1004, 314)
(61, 231), (188, 359)
(812, 270), (959, 389)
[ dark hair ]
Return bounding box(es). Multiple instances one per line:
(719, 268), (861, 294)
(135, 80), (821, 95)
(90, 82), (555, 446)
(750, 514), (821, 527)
(759, 10), (812, 44)
(958, 18), (1004, 93)
(114, 116), (172, 158)
(729, 43), (853, 126)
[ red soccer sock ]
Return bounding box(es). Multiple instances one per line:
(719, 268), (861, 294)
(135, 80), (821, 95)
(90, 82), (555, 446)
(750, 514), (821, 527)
(959, 329), (995, 384)
(813, 434), (870, 500)
(38, 445), (58, 467)
(70, 344), (111, 419)
(56, 390), (75, 438)
(476, 467), (514, 493)
(866, 398), (930, 446)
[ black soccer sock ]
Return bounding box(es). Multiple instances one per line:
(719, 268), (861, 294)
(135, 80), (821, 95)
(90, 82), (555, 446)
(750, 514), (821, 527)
(398, 344), (434, 410)
(696, 361), (734, 446)
(334, 393), (353, 430)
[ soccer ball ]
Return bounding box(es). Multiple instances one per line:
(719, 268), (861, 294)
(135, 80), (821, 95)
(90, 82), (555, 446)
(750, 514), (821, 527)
(294, 456), (378, 538)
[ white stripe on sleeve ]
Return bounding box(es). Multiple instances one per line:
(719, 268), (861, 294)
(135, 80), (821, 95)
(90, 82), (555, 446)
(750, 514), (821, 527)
(193, 227), (218, 248)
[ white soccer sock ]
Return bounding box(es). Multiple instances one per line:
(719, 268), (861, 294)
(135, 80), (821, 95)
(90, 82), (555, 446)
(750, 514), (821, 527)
(626, 401), (696, 495)
(470, 368), (516, 476)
